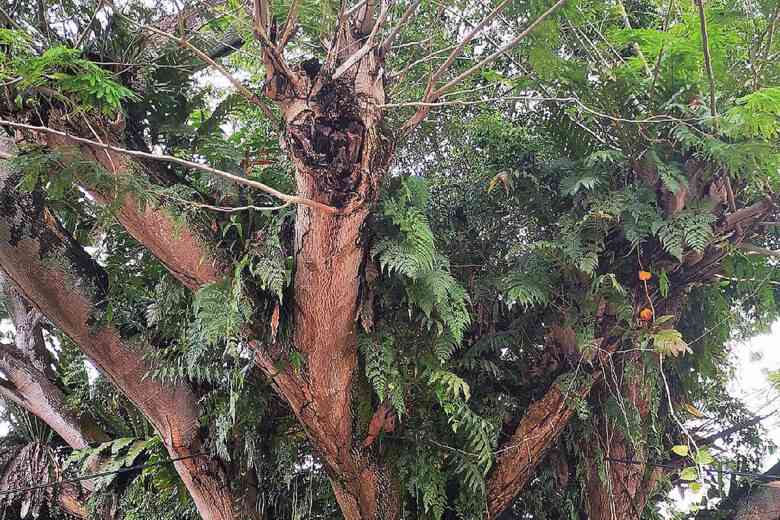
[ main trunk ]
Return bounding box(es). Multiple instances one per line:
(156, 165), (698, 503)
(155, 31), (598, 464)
(257, 20), (397, 517)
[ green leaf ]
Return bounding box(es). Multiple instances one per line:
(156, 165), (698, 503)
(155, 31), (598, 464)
(693, 448), (714, 465)
(671, 444), (689, 457)
(680, 466), (698, 481)
(111, 437), (135, 455)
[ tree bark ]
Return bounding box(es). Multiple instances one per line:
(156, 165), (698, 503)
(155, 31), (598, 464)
(0, 140), (238, 520)
(485, 372), (599, 518)
(43, 134), (222, 291)
(582, 354), (663, 520)
(254, 21), (398, 519)
(0, 276), (107, 450)
(734, 484), (780, 520)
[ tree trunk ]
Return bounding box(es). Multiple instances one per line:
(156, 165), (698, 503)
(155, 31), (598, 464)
(252, 18), (398, 520)
(582, 353), (663, 520)
(734, 484), (780, 520)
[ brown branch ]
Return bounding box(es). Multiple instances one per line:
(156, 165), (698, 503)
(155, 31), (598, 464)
(0, 119), (339, 214)
(380, 0), (422, 53)
(485, 370), (600, 518)
(401, 0), (568, 133)
(0, 150), (238, 520)
(697, 412), (775, 446)
(695, 0), (717, 120)
(426, 0), (514, 88)
(279, 0), (301, 47)
(0, 275), (105, 450)
(722, 199), (775, 233)
(356, 0), (377, 35)
(332, 0), (391, 80)
(252, 0), (271, 41)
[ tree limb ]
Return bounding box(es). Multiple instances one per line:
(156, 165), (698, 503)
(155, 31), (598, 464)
(0, 142), (238, 520)
(0, 119), (338, 214)
(485, 370), (600, 518)
(695, 0), (717, 120)
(740, 243), (780, 259)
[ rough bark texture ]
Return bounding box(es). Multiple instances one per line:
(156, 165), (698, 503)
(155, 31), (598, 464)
(0, 277), (107, 450)
(0, 140), (237, 520)
(734, 484), (780, 520)
(44, 133), (221, 290)
(485, 374), (598, 518)
(583, 354), (663, 520)
(252, 15), (397, 520)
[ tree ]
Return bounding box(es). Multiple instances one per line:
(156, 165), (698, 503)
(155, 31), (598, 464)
(0, 0), (778, 519)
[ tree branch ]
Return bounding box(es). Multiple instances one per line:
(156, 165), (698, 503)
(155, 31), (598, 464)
(401, 0), (568, 133)
(0, 119), (338, 214)
(485, 370), (600, 518)
(333, 0), (392, 80)
(380, 0), (422, 53)
(279, 0), (301, 48)
(740, 243), (780, 259)
(0, 143), (238, 520)
(695, 0), (717, 120)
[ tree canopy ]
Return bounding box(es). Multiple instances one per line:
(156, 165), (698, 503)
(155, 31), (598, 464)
(0, 0), (779, 519)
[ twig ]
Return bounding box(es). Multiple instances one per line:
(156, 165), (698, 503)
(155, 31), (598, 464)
(740, 243), (780, 259)
(163, 193), (292, 213)
(433, 0), (568, 97)
(381, 0), (422, 53)
(0, 119), (338, 214)
(124, 16), (278, 125)
(401, 0), (568, 133)
(426, 0), (514, 88)
(333, 1), (392, 80)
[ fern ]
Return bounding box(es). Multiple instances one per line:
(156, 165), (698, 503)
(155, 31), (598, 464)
(247, 218), (291, 301)
(724, 87), (780, 139)
(654, 211), (715, 261)
(193, 278), (251, 348)
(375, 178), (471, 362)
(359, 332), (406, 416)
(429, 370), (496, 481)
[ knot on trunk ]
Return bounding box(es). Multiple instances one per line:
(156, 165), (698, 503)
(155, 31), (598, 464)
(287, 81), (369, 207)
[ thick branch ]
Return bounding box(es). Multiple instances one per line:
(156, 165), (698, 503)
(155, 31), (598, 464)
(485, 371), (599, 518)
(0, 141), (237, 520)
(0, 275), (106, 450)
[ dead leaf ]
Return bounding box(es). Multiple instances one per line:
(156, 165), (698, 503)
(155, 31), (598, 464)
(270, 303), (280, 342)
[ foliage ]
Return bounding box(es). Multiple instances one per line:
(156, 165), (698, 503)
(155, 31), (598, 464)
(1, 0), (780, 519)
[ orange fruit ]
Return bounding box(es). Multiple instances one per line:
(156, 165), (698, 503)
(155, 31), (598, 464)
(639, 308), (653, 321)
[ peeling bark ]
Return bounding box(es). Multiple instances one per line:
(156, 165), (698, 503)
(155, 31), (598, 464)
(0, 140), (237, 520)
